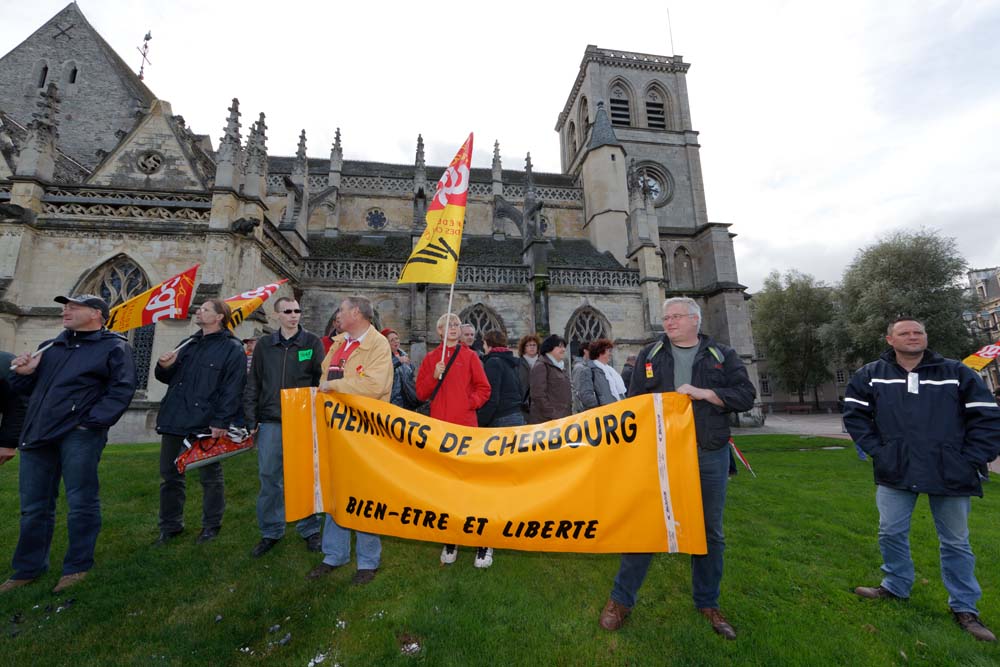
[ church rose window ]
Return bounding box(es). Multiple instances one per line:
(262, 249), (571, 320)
(366, 208), (387, 230)
(136, 150), (164, 174)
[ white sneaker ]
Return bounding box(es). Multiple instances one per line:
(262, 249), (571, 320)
(474, 547), (494, 569)
(440, 544), (457, 564)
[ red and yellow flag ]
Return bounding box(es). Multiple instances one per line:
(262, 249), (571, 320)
(963, 342), (1000, 371)
(106, 265), (199, 333)
(224, 279), (288, 329)
(398, 133), (473, 284)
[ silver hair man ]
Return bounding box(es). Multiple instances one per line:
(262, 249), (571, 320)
(662, 297), (701, 330)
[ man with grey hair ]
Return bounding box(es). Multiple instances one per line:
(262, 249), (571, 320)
(598, 296), (756, 639)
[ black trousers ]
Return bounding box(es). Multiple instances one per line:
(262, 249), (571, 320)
(159, 434), (225, 532)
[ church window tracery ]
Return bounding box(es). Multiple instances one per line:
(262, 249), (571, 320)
(566, 305), (610, 357)
(459, 303), (506, 344)
(609, 83), (632, 127)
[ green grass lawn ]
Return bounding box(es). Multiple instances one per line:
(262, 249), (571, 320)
(2, 435), (1000, 666)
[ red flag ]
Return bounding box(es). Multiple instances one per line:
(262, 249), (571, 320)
(106, 265), (199, 333)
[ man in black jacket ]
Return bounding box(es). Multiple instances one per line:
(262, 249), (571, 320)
(846, 318), (1000, 642)
(1, 294), (136, 594)
(154, 299), (246, 546)
(244, 296), (325, 557)
(599, 297), (755, 639)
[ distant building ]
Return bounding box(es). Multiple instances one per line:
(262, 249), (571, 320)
(968, 267), (1000, 391)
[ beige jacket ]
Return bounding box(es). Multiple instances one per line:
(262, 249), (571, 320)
(319, 324), (392, 401)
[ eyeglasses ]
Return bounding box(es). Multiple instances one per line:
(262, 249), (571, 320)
(281, 309), (303, 314)
(663, 314), (695, 322)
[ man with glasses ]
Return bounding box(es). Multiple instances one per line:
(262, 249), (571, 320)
(598, 297), (755, 639)
(244, 296), (326, 557)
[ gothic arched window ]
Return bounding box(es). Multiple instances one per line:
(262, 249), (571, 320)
(579, 96), (590, 135)
(645, 84), (669, 130)
(459, 303), (506, 345)
(567, 121), (578, 158)
(609, 81), (633, 127)
(78, 254), (155, 392)
(565, 305), (610, 358)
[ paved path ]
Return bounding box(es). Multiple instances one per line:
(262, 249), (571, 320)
(733, 413), (851, 440)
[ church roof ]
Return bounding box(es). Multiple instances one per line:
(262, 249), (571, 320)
(586, 102), (622, 153)
(307, 234), (624, 270)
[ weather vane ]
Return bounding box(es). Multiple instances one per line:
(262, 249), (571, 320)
(136, 31), (152, 80)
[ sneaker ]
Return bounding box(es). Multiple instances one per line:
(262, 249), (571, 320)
(440, 544), (457, 565)
(474, 547), (494, 569)
(52, 572), (88, 594)
(196, 527), (221, 545)
(251, 537), (280, 558)
(0, 577), (36, 593)
(351, 569), (377, 585)
(954, 611), (998, 642)
(305, 533), (322, 552)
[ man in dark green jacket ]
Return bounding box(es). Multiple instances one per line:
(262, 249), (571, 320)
(599, 297), (755, 639)
(244, 296), (325, 557)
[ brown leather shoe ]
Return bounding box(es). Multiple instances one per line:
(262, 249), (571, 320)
(854, 585), (904, 600)
(698, 607), (737, 640)
(306, 562), (342, 580)
(351, 569), (377, 585)
(954, 612), (997, 642)
(52, 571), (87, 594)
(598, 599), (631, 631)
(0, 577), (36, 593)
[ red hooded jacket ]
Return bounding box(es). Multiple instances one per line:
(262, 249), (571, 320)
(415, 343), (491, 427)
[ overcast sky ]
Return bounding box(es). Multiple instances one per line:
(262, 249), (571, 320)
(3, 0), (999, 291)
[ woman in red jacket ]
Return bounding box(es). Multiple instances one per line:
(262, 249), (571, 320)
(415, 312), (492, 567)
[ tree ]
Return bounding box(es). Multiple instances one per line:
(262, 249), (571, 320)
(838, 229), (977, 364)
(752, 270), (835, 405)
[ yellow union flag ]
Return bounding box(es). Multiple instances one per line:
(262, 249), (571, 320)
(224, 279), (288, 329)
(281, 389), (707, 555)
(963, 342), (1000, 371)
(397, 133), (473, 284)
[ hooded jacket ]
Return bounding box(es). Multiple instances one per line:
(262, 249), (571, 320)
(155, 329), (246, 436)
(477, 350), (524, 426)
(844, 348), (1000, 497)
(529, 355), (572, 423)
(11, 328), (136, 448)
(629, 333), (755, 450)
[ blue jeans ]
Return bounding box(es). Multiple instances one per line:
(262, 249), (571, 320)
(611, 444), (730, 609)
(256, 422), (320, 539)
(875, 485), (981, 613)
(12, 428), (107, 579)
(321, 514), (381, 570)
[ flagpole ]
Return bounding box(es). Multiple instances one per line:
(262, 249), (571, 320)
(442, 281), (456, 364)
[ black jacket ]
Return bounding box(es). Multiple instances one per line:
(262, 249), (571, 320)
(478, 350), (524, 426)
(1, 352), (29, 448)
(244, 326), (325, 424)
(155, 329), (246, 436)
(10, 328), (136, 448)
(628, 333), (755, 450)
(844, 349), (1000, 497)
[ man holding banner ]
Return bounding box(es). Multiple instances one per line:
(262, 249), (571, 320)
(308, 296), (392, 585)
(599, 297), (755, 639)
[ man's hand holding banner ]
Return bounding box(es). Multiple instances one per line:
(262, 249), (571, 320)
(281, 390), (707, 555)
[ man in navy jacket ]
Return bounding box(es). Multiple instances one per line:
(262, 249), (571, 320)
(1, 294), (136, 594)
(846, 318), (1000, 642)
(598, 297), (755, 639)
(154, 299), (246, 546)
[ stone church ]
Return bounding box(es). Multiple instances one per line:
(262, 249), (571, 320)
(0, 3), (760, 441)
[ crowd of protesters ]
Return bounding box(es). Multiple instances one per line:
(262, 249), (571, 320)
(2, 291), (998, 644)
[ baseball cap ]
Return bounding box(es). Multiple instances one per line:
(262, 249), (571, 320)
(54, 294), (110, 320)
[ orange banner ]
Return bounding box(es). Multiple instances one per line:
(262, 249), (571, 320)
(964, 342), (1000, 371)
(106, 265), (199, 333)
(281, 389), (706, 554)
(397, 133), (472, 284)
(224, 279), (287, 329)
